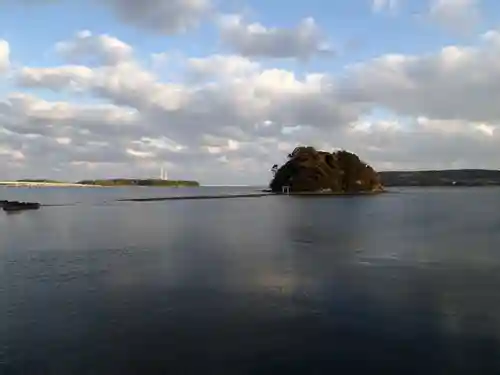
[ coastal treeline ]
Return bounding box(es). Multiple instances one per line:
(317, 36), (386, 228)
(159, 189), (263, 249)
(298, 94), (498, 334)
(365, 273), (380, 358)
(17, 179), (64, 184)
(379, 170), (500, 186)
(77, 179), (200, 187)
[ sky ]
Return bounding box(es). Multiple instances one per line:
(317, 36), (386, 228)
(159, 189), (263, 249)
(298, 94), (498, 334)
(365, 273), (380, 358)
(1, 0), (500, 185)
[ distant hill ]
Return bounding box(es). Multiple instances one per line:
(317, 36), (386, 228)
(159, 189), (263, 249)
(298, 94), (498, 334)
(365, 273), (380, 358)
(379, 170), (500, 186)
(77, 179), (200, 187)
(17, 179), (64, 183)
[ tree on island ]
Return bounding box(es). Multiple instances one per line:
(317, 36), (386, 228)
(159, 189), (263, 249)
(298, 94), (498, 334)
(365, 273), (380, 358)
(271, 164), (279, 176)
(269, 146), (383, 193)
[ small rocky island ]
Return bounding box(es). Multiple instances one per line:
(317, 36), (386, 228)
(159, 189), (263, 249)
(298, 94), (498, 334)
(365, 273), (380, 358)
(270, 146), (384, 194)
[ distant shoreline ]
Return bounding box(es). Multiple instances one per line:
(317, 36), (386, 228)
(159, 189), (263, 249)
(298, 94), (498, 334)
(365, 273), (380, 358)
(0, 179), (200, 188)
(76, 179), (200, 187)
(379, 170), (500, 187)
(5, 168), (500, 188)
(0, 181), (102, 188)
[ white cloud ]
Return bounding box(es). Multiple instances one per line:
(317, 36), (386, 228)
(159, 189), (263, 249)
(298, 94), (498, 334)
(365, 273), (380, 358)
(18, 65), (94, 91)
(372, 0), (400, 13)
(186, 55), (260, 81)
(429, 0), (481, 32)
(217, 14), (333, 59)
(55, 30), (134, 65)
(6, 29), (500, 183)
(0, 93), (141, 138)
(0, 40), (10, 73)
(345, 116), (500, 170)
(11, 33), (359, 183)
(18, 41), (358, 142)
(342, 31), (500, 123)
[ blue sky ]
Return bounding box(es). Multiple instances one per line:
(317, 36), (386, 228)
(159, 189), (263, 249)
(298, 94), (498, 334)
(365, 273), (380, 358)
(1, 0), (500, 183)
(2, 0), (494, 69)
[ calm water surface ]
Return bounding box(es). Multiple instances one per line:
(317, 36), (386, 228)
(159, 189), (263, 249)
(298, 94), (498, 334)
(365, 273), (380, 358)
(1, 186), (500, 374)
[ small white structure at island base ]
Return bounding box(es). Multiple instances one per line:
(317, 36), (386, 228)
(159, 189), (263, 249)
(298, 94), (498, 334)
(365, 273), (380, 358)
(282, 185), (291, 195)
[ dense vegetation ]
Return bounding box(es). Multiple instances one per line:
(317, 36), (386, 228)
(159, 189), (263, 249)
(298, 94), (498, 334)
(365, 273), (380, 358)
(270, 146), (383, 193)
(16, 179), (65, 183)
(379, 170), (500, 186)
(77, 179), (200, 187)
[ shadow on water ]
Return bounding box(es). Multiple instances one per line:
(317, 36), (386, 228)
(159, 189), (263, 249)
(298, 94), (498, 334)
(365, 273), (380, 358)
(2, 189), (500, 373)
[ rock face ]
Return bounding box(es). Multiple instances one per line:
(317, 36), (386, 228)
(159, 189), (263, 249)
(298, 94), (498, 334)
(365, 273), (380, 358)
(269, 146), (383, 193)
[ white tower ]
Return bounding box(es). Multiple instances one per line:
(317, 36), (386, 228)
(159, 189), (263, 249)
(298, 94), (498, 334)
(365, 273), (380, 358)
(160, 166), (168, 180)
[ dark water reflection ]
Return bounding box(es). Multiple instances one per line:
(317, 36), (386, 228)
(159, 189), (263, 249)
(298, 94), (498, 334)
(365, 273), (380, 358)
(2, 187), (500, 374)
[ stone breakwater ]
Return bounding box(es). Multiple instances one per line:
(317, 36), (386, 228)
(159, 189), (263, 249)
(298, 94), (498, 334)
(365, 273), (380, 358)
(117, 190), (385, 202)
